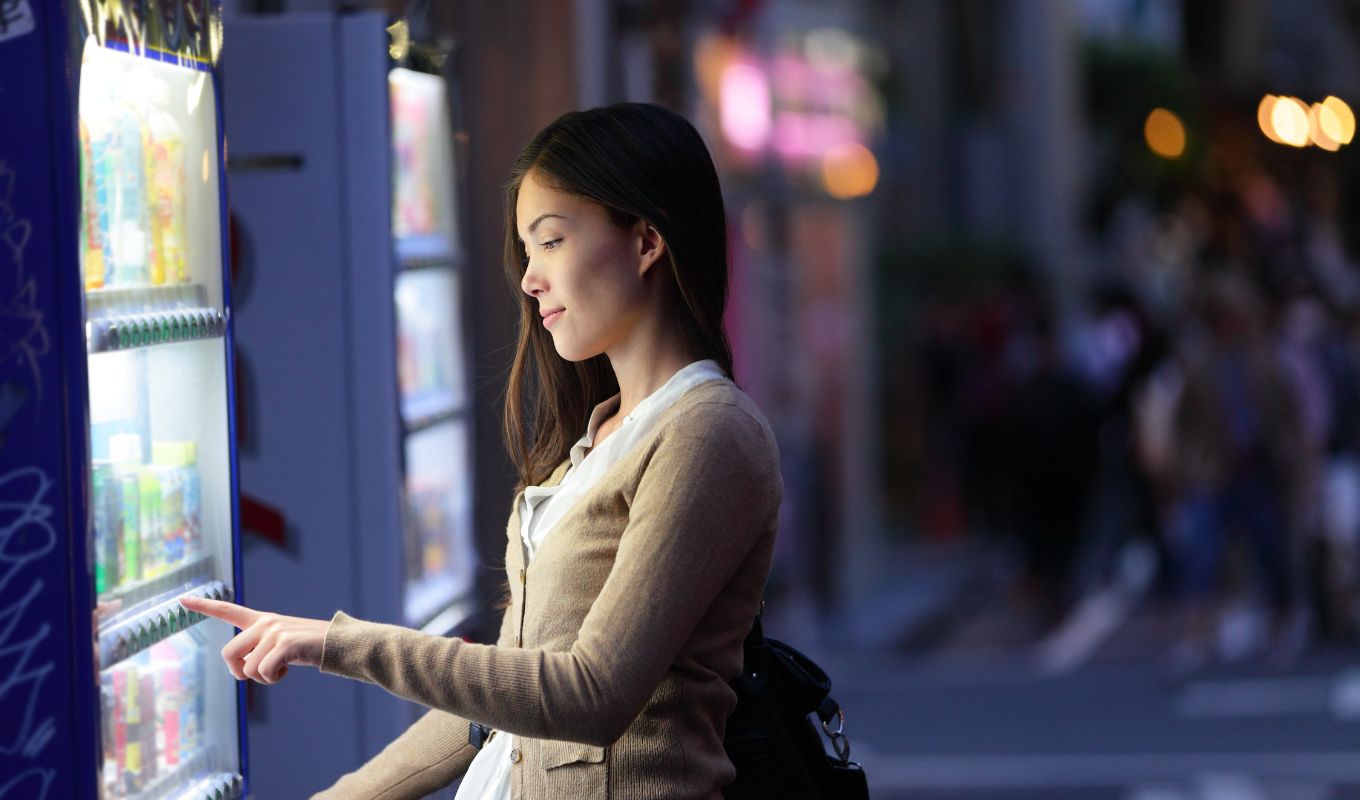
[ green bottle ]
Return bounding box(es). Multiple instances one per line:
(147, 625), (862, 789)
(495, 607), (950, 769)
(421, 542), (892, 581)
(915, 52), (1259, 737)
(139, 468), (163, 579)
(110, 434), (142, 583)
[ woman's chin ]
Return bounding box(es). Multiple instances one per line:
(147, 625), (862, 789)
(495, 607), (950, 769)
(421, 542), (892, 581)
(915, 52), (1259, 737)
(551, 340), (584, 362)
(553, 339), (604, 363)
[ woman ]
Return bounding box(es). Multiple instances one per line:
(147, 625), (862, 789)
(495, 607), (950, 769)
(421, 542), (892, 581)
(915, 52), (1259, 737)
(182, 102), (783, 799)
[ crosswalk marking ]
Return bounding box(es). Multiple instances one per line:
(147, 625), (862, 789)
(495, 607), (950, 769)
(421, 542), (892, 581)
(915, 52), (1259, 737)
(857, 751), (1360, 789)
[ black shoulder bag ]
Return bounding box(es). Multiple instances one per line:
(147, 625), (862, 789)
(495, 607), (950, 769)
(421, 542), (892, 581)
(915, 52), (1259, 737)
(723, 606), (870, 799)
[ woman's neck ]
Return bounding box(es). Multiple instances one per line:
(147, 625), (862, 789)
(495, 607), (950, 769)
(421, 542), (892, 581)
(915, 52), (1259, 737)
(604, 338), (700, 420)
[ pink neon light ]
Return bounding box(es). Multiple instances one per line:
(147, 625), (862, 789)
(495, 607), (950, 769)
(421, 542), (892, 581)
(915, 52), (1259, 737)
(721, 60), (772, 151)
(772, 112), (861, 162)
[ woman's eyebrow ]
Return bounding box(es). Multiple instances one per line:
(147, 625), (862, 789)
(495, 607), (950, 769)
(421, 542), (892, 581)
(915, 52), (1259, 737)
(527, 213), (568, 235)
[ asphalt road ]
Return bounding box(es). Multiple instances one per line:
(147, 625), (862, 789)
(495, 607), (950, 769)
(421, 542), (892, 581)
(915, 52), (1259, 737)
(810, 600), (1360, 800)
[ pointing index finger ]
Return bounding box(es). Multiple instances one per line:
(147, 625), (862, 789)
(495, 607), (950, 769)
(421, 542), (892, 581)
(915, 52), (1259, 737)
(180, 595), (261, 628)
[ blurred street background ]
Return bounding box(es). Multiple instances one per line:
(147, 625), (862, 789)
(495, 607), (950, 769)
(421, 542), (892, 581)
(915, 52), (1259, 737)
(225, 0), (1360, 796)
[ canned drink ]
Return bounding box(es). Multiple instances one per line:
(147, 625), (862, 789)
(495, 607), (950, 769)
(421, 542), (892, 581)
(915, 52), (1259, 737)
(138, 468), (163, 579)
(166, 635), (204, 756)
(117, 471), (141, 583)
(100, 671), (116, 786)
(140, 670), (158, 781)
(183, 451), (201, 557)
(111, 667), (128, 783)
(123, 664), (142, 794)
(158, 465), (185, 568)
(92, 462), (120, 594)
(153, 441), (195, 563)
(150, 642), (182, 768)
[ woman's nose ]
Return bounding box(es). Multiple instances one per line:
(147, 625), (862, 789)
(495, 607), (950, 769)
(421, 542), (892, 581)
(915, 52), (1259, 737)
(521, 263), (546, 297)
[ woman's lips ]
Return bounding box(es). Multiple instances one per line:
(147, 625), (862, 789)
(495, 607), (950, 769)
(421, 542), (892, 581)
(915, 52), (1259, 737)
(542, 309), (565, 328)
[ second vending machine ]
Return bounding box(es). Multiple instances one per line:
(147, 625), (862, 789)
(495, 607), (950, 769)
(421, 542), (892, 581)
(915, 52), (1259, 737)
(222, 11), (477, 798)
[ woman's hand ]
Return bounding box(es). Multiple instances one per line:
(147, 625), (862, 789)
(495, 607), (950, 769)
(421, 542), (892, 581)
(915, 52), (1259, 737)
(179, 595), (329, 685)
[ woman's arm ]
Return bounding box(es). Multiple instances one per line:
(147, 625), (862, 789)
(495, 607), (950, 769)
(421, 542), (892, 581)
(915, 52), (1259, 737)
(308, 709), (478, 800)
(180, 537), (523, 799)
(318, 404), (780, 746)
(305, 573), (522, 798)
(184, 402), (779, 749)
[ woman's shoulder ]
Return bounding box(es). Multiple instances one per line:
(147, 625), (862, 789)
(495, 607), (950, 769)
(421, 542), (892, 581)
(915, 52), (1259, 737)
(656, 379), (779, 459)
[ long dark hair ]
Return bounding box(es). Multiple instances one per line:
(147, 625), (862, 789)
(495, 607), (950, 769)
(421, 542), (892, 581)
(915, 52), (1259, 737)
(501, 103), (734, 491)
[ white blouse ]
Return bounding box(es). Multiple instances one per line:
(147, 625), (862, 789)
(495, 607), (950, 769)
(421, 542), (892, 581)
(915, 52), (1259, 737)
(453, 360), (728, 799)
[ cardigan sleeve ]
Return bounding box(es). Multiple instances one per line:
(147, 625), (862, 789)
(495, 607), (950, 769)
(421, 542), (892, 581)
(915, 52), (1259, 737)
(317, 403), (781, 747)
(309, 530), (525, 798)
(308, 709), (476, 800)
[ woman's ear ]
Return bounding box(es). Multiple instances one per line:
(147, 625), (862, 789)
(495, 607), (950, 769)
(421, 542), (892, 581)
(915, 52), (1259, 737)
(635, 220), (668, 277)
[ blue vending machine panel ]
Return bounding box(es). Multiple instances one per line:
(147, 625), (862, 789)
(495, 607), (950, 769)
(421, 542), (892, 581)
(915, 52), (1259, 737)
(0, 2), (247, 798)
(0, 2), (91, 797)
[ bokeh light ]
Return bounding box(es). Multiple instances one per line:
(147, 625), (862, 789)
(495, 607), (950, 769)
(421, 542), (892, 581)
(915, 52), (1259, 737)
(820, 142), (879, 199)
(1270, 96), (1311, 147)
(1258, 95), (1285, 144)
(1143, 108), (1186, 159)
(720, 60), (772, 152)
(387, 20), (410, 61)
(1310, 103), (1343, 151)
(1322, 95), (1356, 145)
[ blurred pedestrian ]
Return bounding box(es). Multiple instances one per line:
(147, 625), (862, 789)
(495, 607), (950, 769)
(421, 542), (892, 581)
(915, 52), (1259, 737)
(1166, 273), (1303, 668)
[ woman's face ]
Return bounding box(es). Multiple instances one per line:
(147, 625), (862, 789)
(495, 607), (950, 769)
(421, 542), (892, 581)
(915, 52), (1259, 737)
(516, 169), (664, 362)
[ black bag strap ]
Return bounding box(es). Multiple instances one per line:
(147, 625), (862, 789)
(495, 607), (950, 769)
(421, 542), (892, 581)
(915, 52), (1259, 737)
(743, 606), (765, 653)
(740, 599), (853, 766)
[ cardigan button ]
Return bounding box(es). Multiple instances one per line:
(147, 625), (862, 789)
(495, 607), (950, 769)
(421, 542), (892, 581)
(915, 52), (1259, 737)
(509, 747), (522, 764)
(519, 569), (526, 583)
(515, 634), (522, 646)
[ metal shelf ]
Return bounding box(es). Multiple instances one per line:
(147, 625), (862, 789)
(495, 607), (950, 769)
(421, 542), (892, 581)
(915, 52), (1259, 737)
(99, 580), (232, 670)
(417, 594), (477, 637)
(401, 391), (468, 433)
(87, 307), (225, 353)
(394, 236), (460, 270)
(102, 553), (216, 616)
(116, 746), (241, 800)
(86, 283), (210, 317)
(114, 748), (208, 800)
(165, 772), (244, 800)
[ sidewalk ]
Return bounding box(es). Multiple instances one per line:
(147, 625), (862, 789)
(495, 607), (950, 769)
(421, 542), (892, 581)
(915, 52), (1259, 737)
(763, 538), (994, 659)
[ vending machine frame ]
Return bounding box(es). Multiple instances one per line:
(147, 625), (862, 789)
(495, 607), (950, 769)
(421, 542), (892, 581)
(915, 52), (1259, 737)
(0, 1), (248, 797)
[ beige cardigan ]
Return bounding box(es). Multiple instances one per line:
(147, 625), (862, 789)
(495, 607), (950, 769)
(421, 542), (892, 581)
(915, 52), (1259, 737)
(311, 380), (782, 800)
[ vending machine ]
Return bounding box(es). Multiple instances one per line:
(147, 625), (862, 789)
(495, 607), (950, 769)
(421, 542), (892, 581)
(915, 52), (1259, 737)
(221, 11), (476, 797)
(0, 1), (246, 798)
(388, 63), (477, 633)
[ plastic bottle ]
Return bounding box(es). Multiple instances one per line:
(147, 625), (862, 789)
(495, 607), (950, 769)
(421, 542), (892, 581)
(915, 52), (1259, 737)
(110, 435), (143, 584)
(139, 468), (164, 579)
(111, 667), (129, 794)
(180, 442), (202, 558)
(100, 670), (117, 796)
(152, 442), (187, 569)
(92, 461), (121, 595)
(123, 663), (143, 794)
(139, 668), (158, 783)
(150, 641), (182, 769)
(170, 635), (203, 756)
(79, 118), (108, 290)
(143, 80), (186, 286)
(107, 87), (151, 287)
(80, 83), (118, 290)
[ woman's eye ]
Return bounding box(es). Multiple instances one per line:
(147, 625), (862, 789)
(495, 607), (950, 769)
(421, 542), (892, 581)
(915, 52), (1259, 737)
(541, 238), (563, 251)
